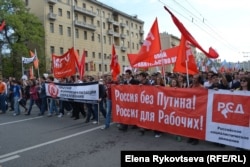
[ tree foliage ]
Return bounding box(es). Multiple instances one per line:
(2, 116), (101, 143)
(0, 0), (45, 79)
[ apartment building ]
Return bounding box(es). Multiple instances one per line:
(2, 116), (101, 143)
(24, 0), (144, 75)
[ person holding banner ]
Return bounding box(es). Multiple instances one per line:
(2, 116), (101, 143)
(187, 74), (204, 145)
(118, 69), (139, 131)
(92, 78), (107, 124)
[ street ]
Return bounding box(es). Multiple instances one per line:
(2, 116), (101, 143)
(0, 107), (237, 167)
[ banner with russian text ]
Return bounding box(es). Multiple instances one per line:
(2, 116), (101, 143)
(112, 85), (208, 140)
(111, 85), (250, 149)
(45, 81), (99, 103)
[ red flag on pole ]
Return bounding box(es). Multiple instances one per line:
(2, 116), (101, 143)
(164, 6), (219, 59)
(78, 50), (86, 80)
(173, 35), (199, 75)
(30, 49), (39, 69)
(128, 18), (161, 66)
(0, 20), (5, 31)
(110, 44), (121, 81)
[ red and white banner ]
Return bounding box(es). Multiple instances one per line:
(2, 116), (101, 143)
(128, 47), (178, 68)
(112, 85), (250, 149)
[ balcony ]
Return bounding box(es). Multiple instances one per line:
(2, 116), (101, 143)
(139, 29), (144, 34)
(107, 18), (114, 23)
(120, 34), (126, 39)
(47, 0), (57, 4)
(48, 13), (57, 20)
(113, 32), (120, 37)
(120, 22), (126, 28)
(139, 39), (144, 44)
(74, 20), (96, 31)
(107, 30), (114, 35)
(121, 46), (127, 52)
(112, 21), (119, 26)
(74, 6), (96, 17)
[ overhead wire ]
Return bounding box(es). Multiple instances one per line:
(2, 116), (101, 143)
(158, 0), (241, 54)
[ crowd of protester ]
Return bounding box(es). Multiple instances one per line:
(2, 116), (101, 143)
(0, 69), (249, 150)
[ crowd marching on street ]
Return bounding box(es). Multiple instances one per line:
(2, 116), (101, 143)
(0, 69), (250, 150)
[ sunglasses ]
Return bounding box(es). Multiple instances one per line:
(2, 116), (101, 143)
(240, 80), (247, 82)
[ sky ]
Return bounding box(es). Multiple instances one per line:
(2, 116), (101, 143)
(97, 0), (250, 63)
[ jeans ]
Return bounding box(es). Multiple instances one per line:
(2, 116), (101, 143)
(0, 94), (6, 113)
(49, 99), (58, 115)
(86, 103), (94, 121)
(27, 98), (41, 115)
(105, 99), (112, 128)
(14, 96), (20, 115)
(93, 99), (106, 122)
(40, 97), (47, 115)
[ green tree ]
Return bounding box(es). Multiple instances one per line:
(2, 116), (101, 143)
(0, 0), (44, 79)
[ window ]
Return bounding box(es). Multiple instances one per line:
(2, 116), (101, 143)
(50, 23), (54, 33)
(127, 41), (130, 48)
(132, 42), (134, 49)
(103, 22), (105, 29)
(91, 18), (94, 24)
(67, 0), (70, 4)
(136, 33), (138, 39)
(104, 54), (107, 59)
(122, 56), (125, 61)
(103, 36), (106, 44)
(102, 11), (105, 17)
(84, 31), (87, 40)
(50, 46), (55, 54)
(131, 22), (133, 28)
(85, 51), (88, 57)
(99, 64), (102, 72)
(97, 20), (100, 27)
(91, 6), (93, 12)
(75, 13), (78, 20)
(58, 8), (62, 16)
(92, 52), (95, 58)
(83, 16), (86, 22)
(98, 34), (101, 42)
(75, 29), (79, 38)
(91, 33), (95, 41)
(82, 3), (86, 8)
(60, 47), (64, 54)
(108, 36), (111, 45)
(137, 44), (139, 50)
(85, 63), (88, 71)
(59, 25), (63, 35)
(97, 9), (100, 16)
(74, 0), (78, 5)
(49, 5), (53, 13)
(105, 64), (107, 72)
(126, 30), (129, 36)
(67, 27), (71, 37)
(25, 0), (29, 6)
(98, 53), (101, 59)
(67, 11), (70, 19)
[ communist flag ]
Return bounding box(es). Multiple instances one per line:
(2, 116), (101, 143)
(0, 20), (5, 31)
(164, 6), (219, 59)
(110, 44), (121, 81)
(30, 49), (39, 69)
(78, 50), (86, 80)
(52, 47), (77, 78)
(173, 35), (199, 75)
(128, 18), (161, 66)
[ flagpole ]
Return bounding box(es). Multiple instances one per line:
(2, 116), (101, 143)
(185, 60), (190, 87)
(160, 50), (166, 86)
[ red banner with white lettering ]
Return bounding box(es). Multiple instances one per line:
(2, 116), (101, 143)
(112, 86), (250, 149)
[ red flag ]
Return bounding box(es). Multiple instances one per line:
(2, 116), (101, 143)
(30, 49), (39, 69)
(164, 6), (219, 59)
(110, 44), (121, 81)
(78, 50), (86, 80)
(128, 46), (179, 68)
(0, 20), (5, 31)
(52, 47), (77, 78)
(128, 18), (161, 66)
(29, 66), (34, 79)
(173, 35), (199, 75)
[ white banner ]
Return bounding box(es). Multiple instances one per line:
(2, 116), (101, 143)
(22, 55), (37, 64)
(45, 81), (99, 103)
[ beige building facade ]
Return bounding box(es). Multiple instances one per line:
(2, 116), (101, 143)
(24, 0), (144, 76)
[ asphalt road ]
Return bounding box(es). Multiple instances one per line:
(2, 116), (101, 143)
(0, 106), (239, 167)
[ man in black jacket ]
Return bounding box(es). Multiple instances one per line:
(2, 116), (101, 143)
(118, 69), (139, 131)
